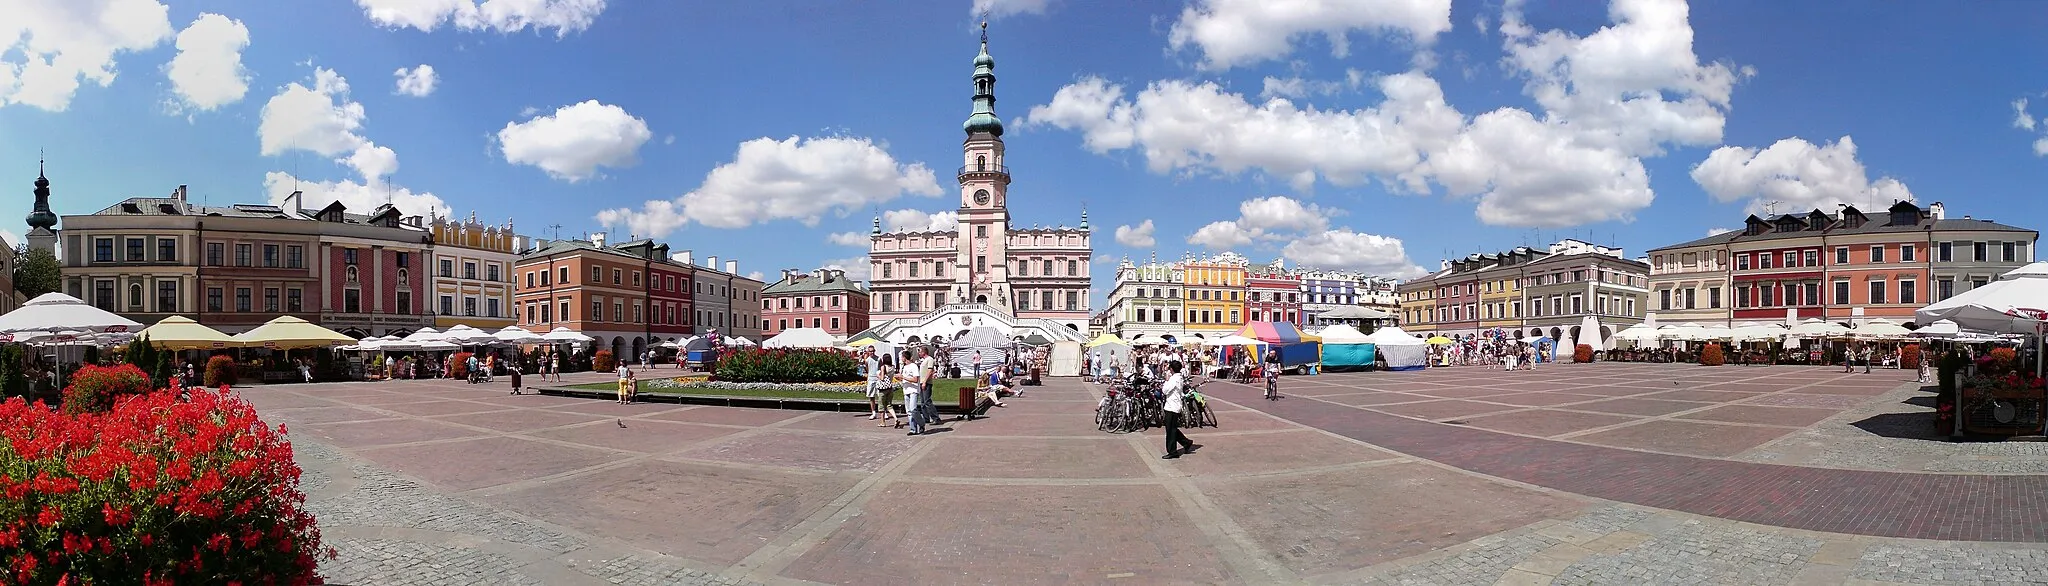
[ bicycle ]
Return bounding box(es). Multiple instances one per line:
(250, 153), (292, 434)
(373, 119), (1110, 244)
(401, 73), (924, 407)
(1182, 379), (1218, 428)
(1263, 368), (1279, 401)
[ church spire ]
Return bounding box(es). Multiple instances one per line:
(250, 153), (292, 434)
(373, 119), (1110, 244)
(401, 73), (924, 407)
(962, 21), (1003, 137)
(27, 157), (56, 230)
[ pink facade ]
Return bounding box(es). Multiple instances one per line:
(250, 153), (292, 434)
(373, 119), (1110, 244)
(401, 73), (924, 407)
(1246, 271), (1303, 325)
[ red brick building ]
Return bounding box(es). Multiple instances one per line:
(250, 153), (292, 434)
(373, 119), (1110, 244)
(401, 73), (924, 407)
(761, 268), (869, 339)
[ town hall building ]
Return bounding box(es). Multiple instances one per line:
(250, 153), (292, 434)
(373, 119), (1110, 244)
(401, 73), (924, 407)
(861, 25), (1092, 344)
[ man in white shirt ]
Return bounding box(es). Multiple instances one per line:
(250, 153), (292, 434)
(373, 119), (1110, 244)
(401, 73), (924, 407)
(1160, 360), (1200, 459)
(917, 350), (941, 426)
(899, 349), (927, 435)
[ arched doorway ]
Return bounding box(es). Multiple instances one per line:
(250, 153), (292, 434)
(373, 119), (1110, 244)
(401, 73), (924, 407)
(631, 337), (646, 360)
(340, 328), (367, 339)
(1600, 326), (1613, 339)
(906, 335), (922, 344)
(1513, 330), (1525, 339)
(1549, 327), (1562, 341)
(1528, 328), (1542, 339)
(1568, 326), (1581, 345)
(610, 336), (625, 358)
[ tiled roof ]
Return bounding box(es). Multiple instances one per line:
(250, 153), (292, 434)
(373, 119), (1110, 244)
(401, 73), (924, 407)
(1648, 208), (2035, 253)
(763, 274), (866, 295)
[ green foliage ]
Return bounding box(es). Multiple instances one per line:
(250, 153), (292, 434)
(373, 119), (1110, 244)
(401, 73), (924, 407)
(12, 245), (60, 299)
(124, 335), (174, 385)
(59, 363), (152, 414)
(203, 355), (238, 388)
(0, 345), (25, 399)
(81, 345), (99, 366)
(712, 349), (861, 383)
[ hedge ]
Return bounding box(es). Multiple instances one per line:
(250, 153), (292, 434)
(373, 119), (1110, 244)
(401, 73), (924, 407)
(712, 349), (860, 383)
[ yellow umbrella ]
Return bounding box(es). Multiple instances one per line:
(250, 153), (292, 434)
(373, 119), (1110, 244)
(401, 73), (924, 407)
(135, 316), (241, 350)
(846, 337), (878, 348)
(233, 316), (355, 349)
(1425, 336), (1454, 345)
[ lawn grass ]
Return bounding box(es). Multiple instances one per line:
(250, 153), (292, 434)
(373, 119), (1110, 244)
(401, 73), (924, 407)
(564, 378), (979, 404)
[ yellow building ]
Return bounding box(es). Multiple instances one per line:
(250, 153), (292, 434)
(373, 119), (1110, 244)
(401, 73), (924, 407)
(1180, 252), (1247, 335)
(430, 213), (519, 330)
(1477, 265), (1521, 332)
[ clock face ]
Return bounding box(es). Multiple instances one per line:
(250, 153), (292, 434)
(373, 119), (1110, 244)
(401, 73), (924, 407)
(973, 189), (990, 206)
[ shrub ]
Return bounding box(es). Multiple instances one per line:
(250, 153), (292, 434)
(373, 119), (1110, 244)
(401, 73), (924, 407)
(1984, 347), (2020, 374)
(1700, 343), (1726, 366)
(1900, 344), (1921, 370)
(712, 349), (861, 383)
(1939, 350), (1970, 395)
(59, 363), (153, 415)
(0, 386), (329, 583)
(592, 350), (616, 373)
(203, 355), (238, 388)
(0, 345), (24, 399)
(449, 352), (475, 380)
(1572, 344), (1594, 363)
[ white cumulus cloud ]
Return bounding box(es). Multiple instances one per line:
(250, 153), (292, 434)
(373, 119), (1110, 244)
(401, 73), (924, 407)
(1187, 196), (1335, 249)
(1114, 219), (1156, 247)
(393, 64), (437, 97)
(264, 171), (450, 219)
(1706, 227), (1734, 236)
(497, 100), (651, 181)
(882, 209), (959, 232)
(2014, 98), (2035, 131)
(1280, 228), (1425, 278)
(353, 0), (606, 36)
(595, 136), (942, 237)
(0, 0), (175, 111)
(164, 13), (250, 112)
(1691, 135), (1913, 215)
(827, 232), (869, 247)
(1167, 0), (1452, 70)
(821, 256), (872, 282)
(257, 67), (402, 180)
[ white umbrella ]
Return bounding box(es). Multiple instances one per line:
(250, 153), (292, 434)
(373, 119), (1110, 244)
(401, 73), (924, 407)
(1659, 323), (1706, 341)
(1917, 262), (2048, 334)
(440, 324), (498, 345)
(725, 336), (755, 347)
(1203, 335), (1266, 347)
(1852, 320), (1913, 339)
(541, 327), (593, 343)
(1611, 325), (1660, 343)
(1130, 334), (1171, 346)
(493, 326), (544, 344)
(1787, 319), (1850, 338)
(1912, 320), (1962, 339)
(0, 293), (143, 334)
(1729, 323), (1788, 343)
(402, 327), (447, 343)
(416, 340), (460, 351)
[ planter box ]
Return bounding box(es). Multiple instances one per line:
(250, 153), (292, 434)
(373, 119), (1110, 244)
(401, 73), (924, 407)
(1958, 385), (2047, 437)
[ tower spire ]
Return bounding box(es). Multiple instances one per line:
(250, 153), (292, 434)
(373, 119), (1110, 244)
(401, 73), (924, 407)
(963, 21), (1003, 137)
(27, 156), (56, 230)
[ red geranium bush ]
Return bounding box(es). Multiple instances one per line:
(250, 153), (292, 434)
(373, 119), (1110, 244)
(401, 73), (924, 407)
(449, 352), (474, 380)
(60, 363), (152, 415)
(0, 385), (330, 584)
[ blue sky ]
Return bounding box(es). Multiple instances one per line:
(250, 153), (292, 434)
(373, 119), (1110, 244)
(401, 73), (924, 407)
(4, 0), (2047, 302)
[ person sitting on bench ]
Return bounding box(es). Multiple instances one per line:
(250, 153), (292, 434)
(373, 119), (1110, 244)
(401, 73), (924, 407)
(968, 369), (1007, 419)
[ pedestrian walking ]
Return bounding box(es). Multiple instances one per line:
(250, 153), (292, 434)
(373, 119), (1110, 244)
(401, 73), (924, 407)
(917, 349), (941, 426)
(551, 352), (562, 381)
(1160, 360), (1200, 459)
(899, 350), (927, 436)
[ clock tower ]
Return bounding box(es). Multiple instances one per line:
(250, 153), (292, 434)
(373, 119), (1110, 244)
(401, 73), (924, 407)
(956, 21), (1013, 310)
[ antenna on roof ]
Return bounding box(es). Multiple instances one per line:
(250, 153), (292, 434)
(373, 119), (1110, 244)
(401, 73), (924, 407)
(1763, 200), (1781, 216)
(548, 223), (562, 240)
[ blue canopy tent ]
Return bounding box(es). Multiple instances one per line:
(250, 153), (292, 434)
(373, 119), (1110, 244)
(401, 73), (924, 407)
(1528, 336), (1555, 363)
(1317, 324), (1375, 372)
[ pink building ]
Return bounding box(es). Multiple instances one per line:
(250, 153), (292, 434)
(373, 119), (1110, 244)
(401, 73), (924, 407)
(867, 27), (1091, 333)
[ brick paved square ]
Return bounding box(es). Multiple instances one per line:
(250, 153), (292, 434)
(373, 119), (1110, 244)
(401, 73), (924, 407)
(374, 399), (516, 417)
(1199, 462), (1586, 576)
(1319, 391), (1435, 406)
(497, 459), (858, 566)
(1571, 420), (1787, 457)
(909, 437), (1148, 478)
(1411, 387), (1518, 399)
(1789, 384), (1899, 396)
(944, 413), (1096, 437)
(784, 482), (1234, 584)
(1459, 409), (1641, 437)
(362, 436), (623, 490)
(241, 391), (337, 410)
(549, 400), (692, 417)
(1698, 382), (1794, 393)
(1476, 392), (1609, 407)
(1372, 399), (1523, 421)
(269, 406), (396, 425)
(321, 392), (446, 406)
(677, 430), (917, 472)
(433, 409), (609, 432)
(299, 418), (488, 448)
(1166, 429), (1402, 475)
(1742, 393), (1871, 409)
(527, 420), (744, 454)
(1679, 405), (1841, 427)
(645, 406), (810, 427)
(1644, 389), (1766, 403)
(1567, 397), (1713, 416)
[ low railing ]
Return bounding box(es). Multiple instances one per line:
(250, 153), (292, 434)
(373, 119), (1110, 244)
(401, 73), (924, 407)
(956, 164), (1011, 180)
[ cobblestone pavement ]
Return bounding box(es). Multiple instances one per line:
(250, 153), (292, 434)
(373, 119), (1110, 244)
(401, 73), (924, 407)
(257, 366), (2048, 585)
(1742, 381), (2048, 474)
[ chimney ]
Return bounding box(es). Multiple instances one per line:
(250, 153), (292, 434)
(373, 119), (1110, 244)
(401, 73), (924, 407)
(280, 190), (301, 214)
(177, 185), (188, 203)
(781, 269), (796, 283)
(725, 260), (738, 274)
(591, 232), (607, 248)
(672, 250), (693, 265)
(705, 255), (718, 269)
(1930, 201), (1946, 220)
(820, 269), (835, 283)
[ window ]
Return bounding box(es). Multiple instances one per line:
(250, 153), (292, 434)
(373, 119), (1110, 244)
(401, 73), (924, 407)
(1939, 241), (1953, 262)
(1043, 259), (1054, 275)
(1869, 280), (1887, 304)
(777, 318), (788, 331)
(1735, 285), (1750, 308)
(488, 264), (501, 282)
(881, 294), (893, 312)
(1068, 291), (1079, 310)
(908, 293), (921, 312)
(592, 300), (603, 320)
(394, 252), (409, 268)
(440, 259), (454, 277)
(592, 266), (602, 282)
(263, 288), (279, 312)
(287, 289), (302, 312)
(1759, 254), (1772, 269)
(157, 281), (177, 311)
(235, 288), (251, 312)
(831, 317), (840, 330)
(1783, 251), (1797, 267)
(465, 297), (478, 317)
(343, 289), (361, 313)
(94, 238), (113, 263)
(1902, 244), (1916, 262)
(1759, 285), (1774, 307)
(157, 238), (176, 262)
(810, 317), (819, 328)
(1043, 290), (1055, 309)
(1803, 250), (1818, 267)
(128, 282), (142, 309)
(1684, 288), (1696, 309)
(1067, 260), (1078, 276)
(207, 242), (224, 266)
(1938, 278), (1955, 301)
(976, 256), (987, 273)
(440, 295), (454, 315)
(343, 248), (358, 265)
(126, 238), (144, 262)
(1834, 280), (1850, 305)
(1975, 241), (1988, 262)
(235, 244), (251, 267)
(1972, 277), (1990, 290)
(908, 262), (919, 278)
(1835, 247), (1849, 265)
(463, 262), (477, 280)
(257, 244), (275, 268)
(527, 272), (536, 288)
(287, 246), (303, 268)
(1870, 245), (1885, 263)
(207, 288), (223, 312)
(559, 267), (569, 284)
(612, 269), (621, 285)
(1901, 280), (1918, 304)
(1708, 287), (1722, 309)
(1804, 283), (1819, 306)
(2005, 241), (2018, 262)
(1659, 289), (1671, 310)
(974, 225), (988, 238)
(557, 300), (568, 321)
(1737, 254), (1750, 270)
(395, 291), (411, 315)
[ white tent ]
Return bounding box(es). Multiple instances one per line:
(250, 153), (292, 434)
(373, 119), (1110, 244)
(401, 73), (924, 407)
(402, 327), (448, 343)
(541, 327), (593, 344)
(1918, 262), (2048, 334)
(1851, 318), (1913, 339)
(761, 327), (837, 349)
(948, 327), (1011, 374)
(1315, 324), (1373, 344)
(1129, 334), (1171, 346)
(493, 326), (545, 345)
(1203, 334), (1268, 347)
(0, 293), (142, 334)
(1788, 318), (1850, 338)
(1049, 340), (1083, 377)
(1729, 323), (1789, 343)
(1575, 316), (1605, 355)
(1912, 320), (1962, 339)
(1364, 326), (1428, 371)
(1612, 324), (1660, 345)
(440, 324), (499, 345)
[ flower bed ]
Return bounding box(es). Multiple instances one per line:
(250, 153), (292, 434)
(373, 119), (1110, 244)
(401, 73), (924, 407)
(713, 349), (859, 383)
(0, 385), (328, 583)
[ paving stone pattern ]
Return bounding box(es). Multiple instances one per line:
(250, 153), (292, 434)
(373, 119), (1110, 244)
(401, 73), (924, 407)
(324, 538), (546, 586)
(575, 554), (761, 586)
(1553, 522), (1822, 585)
(1853, 545), (2048, 585)
(310, 461), (583, 553)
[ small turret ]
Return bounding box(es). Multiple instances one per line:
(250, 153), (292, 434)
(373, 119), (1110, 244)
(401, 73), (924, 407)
(871, 214), (882, 235)
(962, 21), (1004, 137)
(26, 159), (56, 230)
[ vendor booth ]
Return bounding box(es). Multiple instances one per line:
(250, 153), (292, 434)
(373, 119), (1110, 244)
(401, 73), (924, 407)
(1317, 324), (1376, 372)
(1049, 340), (1083, 377)
(1366, 326), (1429, 371)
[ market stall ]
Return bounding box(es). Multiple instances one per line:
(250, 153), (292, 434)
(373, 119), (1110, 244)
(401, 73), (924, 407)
(1317, 324), (1376, 372)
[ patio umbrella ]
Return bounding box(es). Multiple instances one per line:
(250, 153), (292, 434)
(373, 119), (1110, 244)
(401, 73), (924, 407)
(1130, 334), (1170, 346)
(541, 327), (593, 344)
(0, 292), (142, 334)
(1851, 320), (1913, 339)
(135, 316), (240, 350)
(416, 340), (460, 352)
(1912, 320), (1962, 339)
(1425, 336), (1454, 345)
(233, 316), (354, 349)
(440, 324), (497, 345)
(1787, 318), (1850, 338)
(402, 328), (448, 344)
(1203, 335), (1266, 347)
(1085, 333), (1129, 348)
(1917, 262), (2048, 334)
(493, 326), (545, 345)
